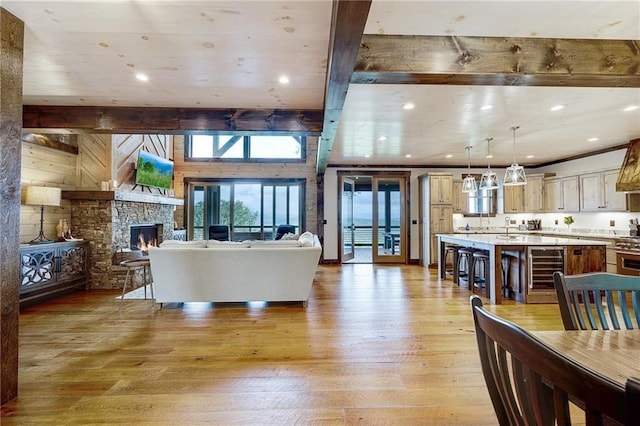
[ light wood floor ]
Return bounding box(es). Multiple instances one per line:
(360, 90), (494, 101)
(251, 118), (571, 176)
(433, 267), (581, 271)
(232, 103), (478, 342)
(2, 264), (564, 425)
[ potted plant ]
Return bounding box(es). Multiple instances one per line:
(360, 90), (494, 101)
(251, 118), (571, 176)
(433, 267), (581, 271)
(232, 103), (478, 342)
(563, 215), (574, 231)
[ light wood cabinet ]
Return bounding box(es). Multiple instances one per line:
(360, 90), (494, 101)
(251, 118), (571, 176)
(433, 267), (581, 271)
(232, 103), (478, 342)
(545, 176), (579, 212)
(429, 205), (453, 265)
(430, 174), (453, 204)
(580, 169), (627, 212)
(452, 180), (467, 213)
(503, 185), (524, 213)
(524, 175), (545, 213)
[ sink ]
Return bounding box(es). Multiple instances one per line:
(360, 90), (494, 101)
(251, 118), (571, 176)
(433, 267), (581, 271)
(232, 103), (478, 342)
(495, 234), (523, 240)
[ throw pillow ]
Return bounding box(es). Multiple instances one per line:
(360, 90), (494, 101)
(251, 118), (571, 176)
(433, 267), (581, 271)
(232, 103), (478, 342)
(298, 231), (314, 247)
(281, 232), (300, 240)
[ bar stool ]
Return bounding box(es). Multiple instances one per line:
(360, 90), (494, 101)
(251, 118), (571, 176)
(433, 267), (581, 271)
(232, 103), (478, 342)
(443, 244), (458, 281)
(472, 250), (490, 298)
(119, 258), (154, 309)
(456, 247), (476, 288)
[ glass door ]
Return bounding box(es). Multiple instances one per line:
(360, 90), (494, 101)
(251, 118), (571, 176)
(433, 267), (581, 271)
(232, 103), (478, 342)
(373, 176), (406, 263)
(341, 178), (355, 262)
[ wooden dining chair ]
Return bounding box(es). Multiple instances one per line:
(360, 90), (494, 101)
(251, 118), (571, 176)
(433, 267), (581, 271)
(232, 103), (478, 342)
(553, 271), (640, 330)
(471, 295), (632, 425)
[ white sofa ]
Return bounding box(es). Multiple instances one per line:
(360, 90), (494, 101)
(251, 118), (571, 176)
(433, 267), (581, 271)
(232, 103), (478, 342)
(148, 234), (321, 306)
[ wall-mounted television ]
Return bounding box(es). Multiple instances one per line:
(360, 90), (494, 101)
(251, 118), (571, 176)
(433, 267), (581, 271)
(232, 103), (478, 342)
(135, 150), (174, 190)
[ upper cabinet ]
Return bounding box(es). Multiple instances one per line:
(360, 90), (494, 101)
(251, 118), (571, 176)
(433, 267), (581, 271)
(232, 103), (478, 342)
(524, 174), (545, 213)
(580, 169), (627, 212)
(503, 185), (525, 213)
(545, 176), (579, 212)
(452, 180), (467, 213)
(429, 174), (453, 205)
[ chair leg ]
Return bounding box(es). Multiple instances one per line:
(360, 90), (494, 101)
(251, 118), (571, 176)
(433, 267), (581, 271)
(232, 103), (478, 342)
(120, 267), (131, 310)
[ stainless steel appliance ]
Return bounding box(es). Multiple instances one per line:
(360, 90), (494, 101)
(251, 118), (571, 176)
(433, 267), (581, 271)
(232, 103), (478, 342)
(615, 237), (640, 276)
(527, 246), (566, 303)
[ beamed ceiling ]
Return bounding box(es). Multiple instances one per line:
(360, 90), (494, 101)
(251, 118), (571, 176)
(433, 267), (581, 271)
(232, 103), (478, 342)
(3, 0), (640, 174)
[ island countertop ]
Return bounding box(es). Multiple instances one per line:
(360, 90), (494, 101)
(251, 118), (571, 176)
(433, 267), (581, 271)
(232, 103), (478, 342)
(437, 233), (610, 247)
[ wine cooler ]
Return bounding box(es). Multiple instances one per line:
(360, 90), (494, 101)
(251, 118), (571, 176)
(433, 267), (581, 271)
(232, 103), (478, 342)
(527, 246), (566, 303)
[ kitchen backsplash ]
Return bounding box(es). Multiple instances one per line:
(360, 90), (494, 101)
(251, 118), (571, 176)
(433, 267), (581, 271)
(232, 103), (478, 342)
(453, 212), (640, 238)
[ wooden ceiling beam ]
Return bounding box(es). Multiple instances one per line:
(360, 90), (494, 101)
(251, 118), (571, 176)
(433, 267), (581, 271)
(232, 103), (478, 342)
(316, 0), (372, 175)
(22, 105), (324, 135)
(352, 35), (640, 87)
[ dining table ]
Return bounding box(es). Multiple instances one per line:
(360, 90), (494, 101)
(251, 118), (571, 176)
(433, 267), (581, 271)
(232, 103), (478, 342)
(531, 329), (640, 390)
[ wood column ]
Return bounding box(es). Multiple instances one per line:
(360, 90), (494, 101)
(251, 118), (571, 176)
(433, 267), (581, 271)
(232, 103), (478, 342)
(0, 7), (24, 405)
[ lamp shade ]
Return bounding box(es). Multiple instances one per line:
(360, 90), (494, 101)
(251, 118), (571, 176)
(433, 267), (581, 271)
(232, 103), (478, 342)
(25, 186), (61, 207)
(504, 164), (527, 186)
(479, 170), (499, 190)
(462, 175), (477, 193)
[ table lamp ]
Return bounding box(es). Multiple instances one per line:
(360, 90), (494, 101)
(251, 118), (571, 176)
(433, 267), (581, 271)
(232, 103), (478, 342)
(25, 186), (61, 244)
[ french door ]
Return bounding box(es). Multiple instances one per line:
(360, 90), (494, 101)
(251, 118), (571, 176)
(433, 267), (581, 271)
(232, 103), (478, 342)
(339, 172), (408, 263)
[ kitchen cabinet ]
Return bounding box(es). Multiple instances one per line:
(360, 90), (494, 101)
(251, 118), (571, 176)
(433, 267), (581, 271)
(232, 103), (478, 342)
(429, 205), (453, 265)
(452, 180), (467, 213)
(19, 240), (89, 307)
(430, 174), (452, 205)
(524, 174), (545, 213)
(580, 169), (627, 212)
(503, 185), (524, 213)
(545, 176), (579, 212)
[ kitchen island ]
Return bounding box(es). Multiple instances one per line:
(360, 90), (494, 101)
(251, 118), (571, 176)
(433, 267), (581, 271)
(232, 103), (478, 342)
(437, 233), (609, 304)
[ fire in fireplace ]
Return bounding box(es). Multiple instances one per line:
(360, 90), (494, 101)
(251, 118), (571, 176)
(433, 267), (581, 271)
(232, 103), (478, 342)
(130, 224), (160, 252)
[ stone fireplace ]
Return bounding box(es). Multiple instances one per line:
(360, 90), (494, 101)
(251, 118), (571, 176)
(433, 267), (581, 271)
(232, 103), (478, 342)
(64, 191), (182, 290)
(130, 223), (161, 251)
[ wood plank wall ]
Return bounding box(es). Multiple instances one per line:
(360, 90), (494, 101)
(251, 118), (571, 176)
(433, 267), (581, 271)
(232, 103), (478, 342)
(112, 134), (173, 194)
(172, 135), (319, 235)
(20, 142), (76, 243)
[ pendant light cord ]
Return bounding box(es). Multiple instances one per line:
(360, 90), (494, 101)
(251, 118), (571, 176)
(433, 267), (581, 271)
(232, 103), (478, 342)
(510, 126), (520, 164)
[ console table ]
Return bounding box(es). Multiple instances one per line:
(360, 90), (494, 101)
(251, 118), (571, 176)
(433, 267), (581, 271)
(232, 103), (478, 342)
(19, 240), (89, 307)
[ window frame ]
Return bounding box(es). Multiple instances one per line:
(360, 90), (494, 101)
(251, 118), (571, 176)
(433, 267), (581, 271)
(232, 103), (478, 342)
(185, 134), (306, 163)
(185, 177), (306, 241)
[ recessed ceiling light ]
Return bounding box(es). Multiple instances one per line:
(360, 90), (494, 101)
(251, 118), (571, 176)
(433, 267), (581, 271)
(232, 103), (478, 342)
(364, 154), (371, 158)
(485, 154), (494, 159)
(135, 73), (149, 82)
(550, 105), (564, 111)
(526, 155), (535, 159)
(405, 154), (412, 158)
(623, 105), (639, 112)
(445, 154), (453, 158)
(278, 75), (290, 84)
(403, 103), (415, 110)
(588, 137), (599, 142)
(378, 136), (387, 142)
(480, 104), (493, 111)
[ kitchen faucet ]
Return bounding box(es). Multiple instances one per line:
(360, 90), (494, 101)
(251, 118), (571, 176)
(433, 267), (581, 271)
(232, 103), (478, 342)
(505, 217), (510, 236)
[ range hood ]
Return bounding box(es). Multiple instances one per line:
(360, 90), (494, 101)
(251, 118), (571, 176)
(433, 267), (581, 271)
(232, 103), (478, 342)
(616, 139), (640, 192)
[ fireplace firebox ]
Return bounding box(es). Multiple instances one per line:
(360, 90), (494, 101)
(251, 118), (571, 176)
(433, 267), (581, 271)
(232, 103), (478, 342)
(130, 224), (161, 251)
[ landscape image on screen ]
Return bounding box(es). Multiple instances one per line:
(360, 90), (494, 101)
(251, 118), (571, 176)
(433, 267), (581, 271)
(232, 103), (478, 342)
(135, 150), (173, 190)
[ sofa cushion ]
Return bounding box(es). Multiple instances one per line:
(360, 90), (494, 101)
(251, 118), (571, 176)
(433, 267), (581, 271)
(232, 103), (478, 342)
(206, 240), (251, 248)
(250, 239), (301, 248)
(160, 240), (207, 248)
(298, 231), (314, 247)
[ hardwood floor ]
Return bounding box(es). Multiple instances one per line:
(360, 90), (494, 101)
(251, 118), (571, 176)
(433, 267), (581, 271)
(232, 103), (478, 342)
(2, 264), (564, 425)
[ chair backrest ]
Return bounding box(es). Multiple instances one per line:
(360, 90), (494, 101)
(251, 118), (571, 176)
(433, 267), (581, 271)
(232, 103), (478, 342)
(274, 224), (296, 240)
(471, 295), (630, 425)
(553, 271), (640, 330)
(208, 224), (230, 241)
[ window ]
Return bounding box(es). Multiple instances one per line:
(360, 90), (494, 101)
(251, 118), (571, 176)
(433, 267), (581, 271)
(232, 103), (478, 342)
(187, 179), (304, 241)
(467, 188), (497, 216)
(186, 134), (305, 161)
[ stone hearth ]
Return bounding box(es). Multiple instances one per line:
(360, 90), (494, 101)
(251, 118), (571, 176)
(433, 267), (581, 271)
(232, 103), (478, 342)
(65, 191), (179, 290)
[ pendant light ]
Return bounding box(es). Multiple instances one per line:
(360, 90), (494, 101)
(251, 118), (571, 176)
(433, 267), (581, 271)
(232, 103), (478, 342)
(504, 125), (527, 186)
(461, 145), (477, 193)
(479, 137), (498, 190)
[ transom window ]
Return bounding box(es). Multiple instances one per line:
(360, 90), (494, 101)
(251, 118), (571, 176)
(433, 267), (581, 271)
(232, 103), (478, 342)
(186, 134), (305, 161)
